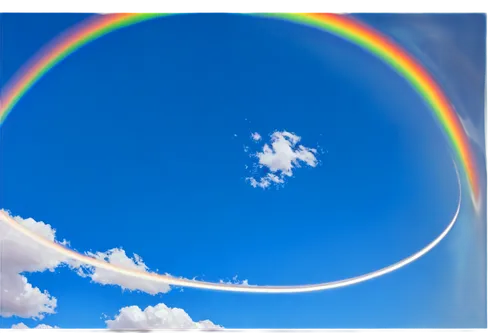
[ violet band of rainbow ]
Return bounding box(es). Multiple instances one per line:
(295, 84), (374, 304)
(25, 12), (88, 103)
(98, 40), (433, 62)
(0, 13), (480, 209)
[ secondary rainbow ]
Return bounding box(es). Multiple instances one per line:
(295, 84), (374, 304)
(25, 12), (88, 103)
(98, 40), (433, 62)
(0, 13), (480, 208)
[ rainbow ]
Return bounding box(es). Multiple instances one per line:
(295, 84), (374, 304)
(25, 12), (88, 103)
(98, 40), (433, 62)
(0, 14), (477, 293)
(0, 13), (480, 208)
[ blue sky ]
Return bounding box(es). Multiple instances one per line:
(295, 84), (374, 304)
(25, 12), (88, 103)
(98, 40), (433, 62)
(0, 13), (486, 328)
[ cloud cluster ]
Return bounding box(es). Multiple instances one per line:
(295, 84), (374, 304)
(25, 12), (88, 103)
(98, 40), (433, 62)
(246, 131), (319, 188)
(0, 212), (169, 319)
(0, 210), (176, 320)
(105, 303), (222, 330)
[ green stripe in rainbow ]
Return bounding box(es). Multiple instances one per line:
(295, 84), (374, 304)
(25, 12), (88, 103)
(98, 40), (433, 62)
(0, 13), (481, 209)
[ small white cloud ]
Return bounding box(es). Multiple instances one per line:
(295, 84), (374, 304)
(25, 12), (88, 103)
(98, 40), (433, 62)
(246, 131), (319, 188)
(105, 303), (222, 330)
(251, 132), (262, 141)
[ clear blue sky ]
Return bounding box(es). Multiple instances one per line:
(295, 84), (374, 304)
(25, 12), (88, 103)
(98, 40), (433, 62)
(0, 13), (486, 328)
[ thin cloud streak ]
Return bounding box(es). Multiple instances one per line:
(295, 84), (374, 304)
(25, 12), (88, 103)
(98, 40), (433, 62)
(0, 164), (461, 294)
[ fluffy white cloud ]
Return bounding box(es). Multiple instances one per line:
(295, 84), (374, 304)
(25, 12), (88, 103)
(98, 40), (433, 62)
(0, 210), (67, 319)
(105, 303), (222, 330)
(0, 210), (244, 319)
(0, 212), (68, 274)
(246, 131), (318, 188)
(77, 248), (171, 295)
(0, 210), (171, 320)
(10, 323), (29, 330)
(11, 323), (58, 329)
(0, 274), (57, 320)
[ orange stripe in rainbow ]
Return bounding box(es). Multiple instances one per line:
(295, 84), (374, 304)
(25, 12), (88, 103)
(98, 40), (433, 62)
(0, 13), (480, 209)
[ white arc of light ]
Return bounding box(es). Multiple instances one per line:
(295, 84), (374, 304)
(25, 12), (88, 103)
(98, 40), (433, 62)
(0, 163), (461, 293)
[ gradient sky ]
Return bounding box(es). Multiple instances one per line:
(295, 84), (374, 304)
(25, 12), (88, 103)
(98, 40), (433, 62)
(0, 13), (486, 328)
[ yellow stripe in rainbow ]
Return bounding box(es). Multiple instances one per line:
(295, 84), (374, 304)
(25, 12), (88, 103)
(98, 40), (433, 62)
(0, 13), (480, 209)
